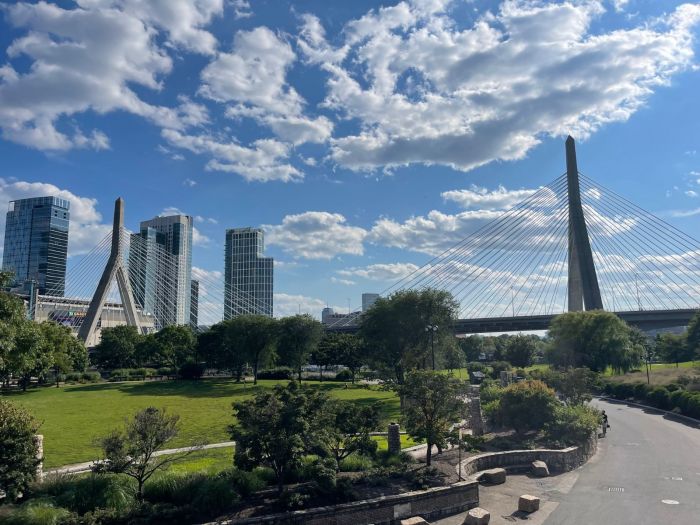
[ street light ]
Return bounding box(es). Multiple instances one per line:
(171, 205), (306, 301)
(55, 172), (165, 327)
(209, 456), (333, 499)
(425, 324), (438, 370)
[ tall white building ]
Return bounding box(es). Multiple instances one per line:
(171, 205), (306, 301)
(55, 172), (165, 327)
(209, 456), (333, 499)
(129, 214), (193, 328)
(362, 293), (380, 312)
(224, 227), (273, 318)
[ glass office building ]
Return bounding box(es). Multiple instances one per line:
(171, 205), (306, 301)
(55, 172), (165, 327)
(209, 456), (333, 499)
(128, 215), (193, 328)
(2, 196), (70, 296)
(224, 227), (273, 318)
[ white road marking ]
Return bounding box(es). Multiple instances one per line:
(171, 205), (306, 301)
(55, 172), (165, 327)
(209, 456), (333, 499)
(662, 499), (680, 505)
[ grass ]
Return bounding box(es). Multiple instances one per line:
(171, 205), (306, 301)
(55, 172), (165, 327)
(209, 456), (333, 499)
(605, 361), (700, 386)
(4, 379), (400, 468)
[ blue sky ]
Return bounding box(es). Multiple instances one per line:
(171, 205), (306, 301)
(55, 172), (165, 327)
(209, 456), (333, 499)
(1, 0), (700, 319)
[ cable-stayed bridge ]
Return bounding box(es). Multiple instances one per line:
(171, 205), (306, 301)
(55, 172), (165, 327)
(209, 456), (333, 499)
(27, 137), (700, 344)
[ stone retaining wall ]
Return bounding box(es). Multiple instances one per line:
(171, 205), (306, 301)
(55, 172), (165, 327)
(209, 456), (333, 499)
(460, 435), (597, 478)
(214, 481), (479, 525)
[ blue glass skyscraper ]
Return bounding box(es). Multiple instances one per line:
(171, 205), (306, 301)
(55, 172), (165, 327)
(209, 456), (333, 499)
(2, 196), (70, 296)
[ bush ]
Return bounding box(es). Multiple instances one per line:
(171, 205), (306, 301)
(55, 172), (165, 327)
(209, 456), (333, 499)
(0, 500), (73, 525)
(157, 367), (177, 377)
(0, 400), (41, 502)
(82, 371), (101, 382)
(178, 361), (205, 379)
(223, 469), (267, 497)
(109, 368), (131, 380)
(339, 453), (374, 472)
(36, 474), (134, 515)
(256, 367), (293, 380)
(480, 383), (504, 404)
(496, 380), (558, 433)
(64, 372), (83, 383)
(545, 405), (599, 447)
(144, 471), (239, 517)
(334, 369), (353, 382)
(647, 387), (670, 410)
(488, 361), (512, 379)
(306, 457), (337, 493)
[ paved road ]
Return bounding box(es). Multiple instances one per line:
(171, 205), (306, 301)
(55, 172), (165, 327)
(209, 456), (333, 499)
(544, 398), (700, 525)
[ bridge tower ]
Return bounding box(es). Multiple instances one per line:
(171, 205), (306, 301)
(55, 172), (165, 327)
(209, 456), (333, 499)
(566, 136), (603, 311)
(78, 198), (142, 344)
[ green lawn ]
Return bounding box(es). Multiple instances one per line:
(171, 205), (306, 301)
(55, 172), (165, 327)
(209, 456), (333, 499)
(4, 379), (400, 468)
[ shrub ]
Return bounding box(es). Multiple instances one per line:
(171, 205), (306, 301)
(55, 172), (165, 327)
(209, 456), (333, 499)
(334, 369), (353, 382)
(0, 400), (41, 502)
(647, 387), (670, 410)
(157, 367), (177, 377)
(223, 469), (267, 497)
(64, 372), (83, 383)
(480, 383), (504, 404)
(178, 361), (205, 379)
(488, 361), (512, 379)
(632, 382), (650, 401)
(496, 380), (558, 433)
(144, 471), (239, 516)
(545, 405), (599, 447)
(339, 453), (374, 472)
(82, 371), (101, 382)
(109, 369), (130, 380)
(256, 367), (293, 380)
(36, 473), (134, 515)
(0, 500), (73, 525)
(306, 457), (337, 493)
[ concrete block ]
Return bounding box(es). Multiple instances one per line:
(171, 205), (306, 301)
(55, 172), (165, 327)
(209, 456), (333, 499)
(531, 460), (549, 477)
(479, 468), (506, 485)
(400, 517), (429, 525)
(518, 494), (540, 513)
(463, 507), (490, 525)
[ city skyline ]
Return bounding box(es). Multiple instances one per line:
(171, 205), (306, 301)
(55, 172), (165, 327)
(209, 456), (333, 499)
(0, 1), (699, 318)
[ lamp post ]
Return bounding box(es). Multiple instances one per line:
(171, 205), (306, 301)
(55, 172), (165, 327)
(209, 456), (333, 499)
(425, 324), (438, 370)
(457, 425), (464, 481)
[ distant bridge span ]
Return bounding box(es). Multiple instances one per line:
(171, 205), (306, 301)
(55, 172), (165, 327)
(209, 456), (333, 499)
(328, 308), (698, 335)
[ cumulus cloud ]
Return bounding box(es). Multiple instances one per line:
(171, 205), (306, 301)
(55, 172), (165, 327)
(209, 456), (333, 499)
(0, 178), (110, 256)
(299, 0), (700, 173)
(338, 262), (419, 281)
(264, 211), (367, 259)
(0, 1), (218, 151)
(274, 292), (338, 318)
(442, 185), (538, 210)
(330, 277), (356, 286)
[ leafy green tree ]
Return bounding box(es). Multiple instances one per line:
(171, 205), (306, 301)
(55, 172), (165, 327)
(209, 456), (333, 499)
(547, 311), (641, 373)
(231, 382), (328, 493)
(443, 339), (466, 373)
(320, 400), (381, 468)
(399, 370), (466, 466)
(277, 314), (323, 382)
(536, 367), (597, 406)
(310, 337), (334, 380)
(0, 400), (41, 502)
(329, 333), (365, 383)
(0, 273), (26, 383)
(545, 404), (599, 447)
(496, 380), (558, 434)
(92, 325), (143, 369)
(504, 334), (537, 367)
(40, 322), (88, 386)
(458, 335), (484, 362)
(687, 312), (700, 362)
(360, 289), (458, 384)
(93, 407), (187, 501)
(197, 321), (245, 380)
(9, 321), (51, 390)
(655, 332), (693, 367)
(230, 315), (278, 384)
(148, 325), (196, 368)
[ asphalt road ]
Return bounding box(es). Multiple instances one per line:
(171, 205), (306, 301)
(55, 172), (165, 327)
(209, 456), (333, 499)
(544, 398), (700, 525)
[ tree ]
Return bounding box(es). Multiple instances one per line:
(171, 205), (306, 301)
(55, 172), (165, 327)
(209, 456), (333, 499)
(458, 335), (484, 362)
(310, 337), (334, 380)
(547, 311), (641, 373)
(277, 314), (323, 382)
(230, 315), (278, 384)
(147, 325), (197, 368)
(687, 312), (700, 362)
(92, 325), (143, 369)
(231, 382), (327, 493)
(497, 380), (558, 434)
(399, 370), (466, 466)
(504, 334), (537, 368)
(0, 275), (27, 384)
(93, 407), (188, 501)
(334, 333), (365, 383)
(9, 321), (52, 390)
(0, 400), (41, 502)
(320, 400), (381, 468)
(655, 332), (693, 368)
(40, 322), (88, 386)
(360, 289), (458, 384)
(197, 321), (245, 380)
(443, 339), (466, 373)
(537, 367), (597, 406)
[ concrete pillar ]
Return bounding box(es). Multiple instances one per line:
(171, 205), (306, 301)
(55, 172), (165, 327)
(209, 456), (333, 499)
(566, 137), (603, 311)
(388, 423), (401, 455)
(35, 434), (44, 481)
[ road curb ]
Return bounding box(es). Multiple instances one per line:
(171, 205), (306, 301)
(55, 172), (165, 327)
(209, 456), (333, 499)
(596, 396), (700, 427)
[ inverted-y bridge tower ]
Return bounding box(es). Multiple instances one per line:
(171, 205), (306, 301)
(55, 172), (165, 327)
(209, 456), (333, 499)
(78, 198), (142, 344)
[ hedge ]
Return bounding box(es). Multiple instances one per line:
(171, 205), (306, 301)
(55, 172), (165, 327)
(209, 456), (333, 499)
(603, 381), (700, 419)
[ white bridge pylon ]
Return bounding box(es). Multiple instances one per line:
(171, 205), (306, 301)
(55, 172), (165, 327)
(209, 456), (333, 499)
(77, 198), (142, 344)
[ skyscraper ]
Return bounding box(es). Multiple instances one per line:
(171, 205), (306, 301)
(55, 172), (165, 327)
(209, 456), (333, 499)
(2, 196), (70, 296)
(128, 214), (192, 328)
(224, 227), (273, 318)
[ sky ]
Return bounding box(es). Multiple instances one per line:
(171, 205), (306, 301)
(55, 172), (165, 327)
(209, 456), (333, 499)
(1, 0), (700, 320)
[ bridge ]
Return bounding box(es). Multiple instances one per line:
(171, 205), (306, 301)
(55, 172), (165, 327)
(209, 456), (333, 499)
(27, 136), (700, 343)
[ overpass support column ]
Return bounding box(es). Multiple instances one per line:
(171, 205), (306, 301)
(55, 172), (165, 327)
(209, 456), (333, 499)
(566, 136), (603, 311)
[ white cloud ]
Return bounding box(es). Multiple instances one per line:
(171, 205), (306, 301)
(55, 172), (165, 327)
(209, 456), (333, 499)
(442, 185), (538, 210)
(194, 215), (217, 224)
(192, 227), (210, 246)
(274, 292), (329, 318)
(162, 129), (302, 182)
(232, 0), (253, 20)
(183, 178), (197, 187)
(338, 262), (419, 281)
(0, 178), (110, 256)
(264, 211), (367, 259)
(0, 1), (218, 151)
(299, 0), (700, 173)
(331, 277), (356, 286)
(668, 207), (700, 218)
(685, 190), (698, 198)
(611, 0), (630, 13)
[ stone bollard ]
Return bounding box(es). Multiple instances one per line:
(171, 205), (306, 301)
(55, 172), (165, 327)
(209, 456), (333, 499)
(464, 507), (490, 525)
(531, 460), (549, 477)
(479, 468), (506, 485)
(400, 517), (429, 525)
(518, 494), (540, 513)
(388, 423), (401, 455)
(35, 434), (44, 482)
